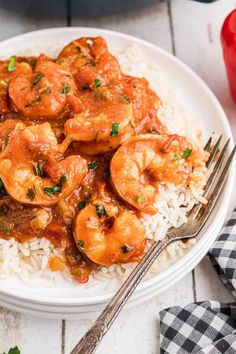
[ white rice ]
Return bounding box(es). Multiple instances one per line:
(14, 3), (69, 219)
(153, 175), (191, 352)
(0, 44), (209, 286)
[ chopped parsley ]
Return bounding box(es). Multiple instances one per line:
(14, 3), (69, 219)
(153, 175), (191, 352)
(4, 135), (9, 146)
(148, 128), (160, 134)
(32, 73), (43, 85)
(88, 161), (99, 170)
(34, 162), (44, 177)
(25, 96), (41, 108)
(110, 122), (120, 137)
(172, 154), (179, 162)
(7, 56), (16, 72)
(121, 244), (135, 254)
(77, 240), (85, 252)
(28, 58), (36, 68)
(95, 204), (106, 218)
(44, 185), (61, 198)
(43, 174), (68, 198)
(60, 173), (68, 186)
(26, 186), (36, 201)
(93, 78), (101, 88)
(135, 196), (142, 204)
(182, 147), (192, 159)
(4, 346), (21, 354)
(59, 86), (71, 94)
(78, 200), (87, 210)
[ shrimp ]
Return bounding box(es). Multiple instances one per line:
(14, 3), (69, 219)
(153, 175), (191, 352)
(110, 134), (205, 214)
(0, 117), (24, 150)
(0, 122), (88, 205)
(63, 89), (135, 155)
(8, 54), (80, 119)
(59, 37), (121, 80)
(0, 58), (32, 114)
(73, 197), (146, 266)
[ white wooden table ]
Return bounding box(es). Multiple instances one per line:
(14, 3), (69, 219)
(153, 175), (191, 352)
(0, 1), (235, 353)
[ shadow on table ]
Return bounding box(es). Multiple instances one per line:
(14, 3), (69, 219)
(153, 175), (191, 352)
(0, 0), (165, 19)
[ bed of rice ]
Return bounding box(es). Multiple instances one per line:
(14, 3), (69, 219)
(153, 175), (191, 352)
(0, 44), (210, 287)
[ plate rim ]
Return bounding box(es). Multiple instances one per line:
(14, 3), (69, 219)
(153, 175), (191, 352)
(0, 26), (234, 306)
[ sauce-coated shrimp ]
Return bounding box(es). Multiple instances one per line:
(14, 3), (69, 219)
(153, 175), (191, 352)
(8, 55), (80, 119)
(74, 198), (146, 266)
(110, 134), (204, 214)
(0, 122), (87, 205)
(63, 89), (134, 154)
(0, 58), (32, 114)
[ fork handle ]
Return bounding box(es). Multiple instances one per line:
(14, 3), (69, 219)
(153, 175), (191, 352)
(70, 236), (172, 354)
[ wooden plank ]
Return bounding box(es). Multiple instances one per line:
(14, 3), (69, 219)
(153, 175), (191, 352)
(0, 0), (67, 41)
(0, 308), (63, 353)
(65, 273), (194, 354)
(0, 1), (68, 353)
(171, 0), (236, 129)
(194, 257), (235, 303)
(71, 1), (173, 52)
(171, 0), (236, 303)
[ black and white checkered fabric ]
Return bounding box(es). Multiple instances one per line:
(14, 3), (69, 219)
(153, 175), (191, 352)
(160, 208), (236, 354)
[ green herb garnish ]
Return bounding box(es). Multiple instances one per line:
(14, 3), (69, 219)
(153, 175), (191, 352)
(110, 122), (120, 137)
(172, 154), (179, 162)
(95, 204), (106, 218)
(77, 240), (85, 252)
(32, 73), (43, 85)
(121, 244), (135, 254)
(93, 78), (101, 88)
(8, 56), (16, 72)
(4, 346), (21, 354)
(34, 162), (44, 177)
(78, 200), (87, 210)
(182, 147), (192, 159)
(135, 196), (142, 204)
(44, 185), (61, 198)
(60, 173), (68, 186)
(88, 161), (99, 170)
(59, 86), (71, 94)
(43, 174), (68, 198)
(28, 58), (36, 68)
(26, 186), (36, 201)
(52, 185), (61, 193)
(4, 135), (9, 146)
(25, 96), (41, 108)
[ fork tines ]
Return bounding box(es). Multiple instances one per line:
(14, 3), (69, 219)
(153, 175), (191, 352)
(190, 135), (235, 223)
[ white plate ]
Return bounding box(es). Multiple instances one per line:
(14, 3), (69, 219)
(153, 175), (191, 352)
(0, 27), (234, 318)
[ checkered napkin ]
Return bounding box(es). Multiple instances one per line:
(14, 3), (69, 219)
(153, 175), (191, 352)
(160, 208), (236, 354)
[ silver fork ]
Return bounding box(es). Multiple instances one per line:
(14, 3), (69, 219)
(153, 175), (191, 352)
(71, 136), (236, 354)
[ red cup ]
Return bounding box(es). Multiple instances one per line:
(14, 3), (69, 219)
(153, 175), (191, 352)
(221, 9), (236, 103)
